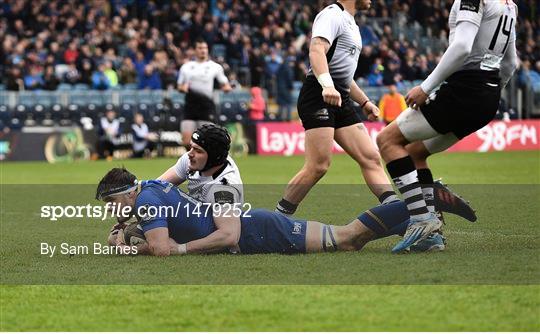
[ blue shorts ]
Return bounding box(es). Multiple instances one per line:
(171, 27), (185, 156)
(239, 209), (307, 254)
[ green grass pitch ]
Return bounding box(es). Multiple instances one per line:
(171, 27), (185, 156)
(1, 151), (539, 331)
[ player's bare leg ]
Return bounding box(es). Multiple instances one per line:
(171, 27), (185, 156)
(277, 127), (334, 214)
(334, 123), (398, 203)
(181, 120), (197, 147)
(377, 121), (411, 162)
(304, 219), (375, 253)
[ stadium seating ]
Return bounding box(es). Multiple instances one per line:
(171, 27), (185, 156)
(0, 105), (10, 124)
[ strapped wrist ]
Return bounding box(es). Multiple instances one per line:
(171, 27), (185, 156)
(317, 73), (334, 88)
(361, 99), (371, 109)
(177, 243), (187, 255)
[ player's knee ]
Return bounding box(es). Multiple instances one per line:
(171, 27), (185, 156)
(305, 160), (330, 178)
(377, 126), (406, 153)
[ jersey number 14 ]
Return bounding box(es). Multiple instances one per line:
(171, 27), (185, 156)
(489, 14), (513, 53)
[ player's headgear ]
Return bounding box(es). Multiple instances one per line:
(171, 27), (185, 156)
(95, 167), (138, 201)
(191, 124), (231, 171)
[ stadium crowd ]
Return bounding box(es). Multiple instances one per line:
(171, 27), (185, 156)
(1, 0), (538, 94)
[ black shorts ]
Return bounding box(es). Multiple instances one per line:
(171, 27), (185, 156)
(297, 76), (361, 130)
(421, 70), (501, 139)
(184, 91), (216, 121)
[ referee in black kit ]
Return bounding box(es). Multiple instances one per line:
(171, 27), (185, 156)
(276, 0), (398, 216)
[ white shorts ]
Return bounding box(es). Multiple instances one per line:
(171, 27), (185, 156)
(396, 108), (459, 154)
(181, 120), (214, 134)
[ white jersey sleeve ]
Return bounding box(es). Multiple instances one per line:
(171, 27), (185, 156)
(455, 0), (483, 26)
(500, 38), (518, 88)
(311, 5), (343, 45)
(215, 63), (229, 86)
(173, 153), (190, 180)
(421, 21), (480, 93)
(177, 63), (187, 85)
(205, 184), (242, 205)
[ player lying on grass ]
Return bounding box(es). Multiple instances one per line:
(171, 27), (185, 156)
(96, 168), (473, 255)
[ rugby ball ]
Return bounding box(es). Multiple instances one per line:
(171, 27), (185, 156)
(122, 223), (147, 246)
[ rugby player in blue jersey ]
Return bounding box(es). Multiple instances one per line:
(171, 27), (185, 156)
(96, 167), (469, 255)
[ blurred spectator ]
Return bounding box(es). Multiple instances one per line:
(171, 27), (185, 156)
(97, 110), (119, 160)
(518, 60), (540, 89)
(359, 16), (380, 46)
(378, 85), (407, 124)
(415, 55), (431, 80)
(92, 63), (110, 90)
(43, 66), (60, 91)
(103, 61), (119, 88)
(63, 41), (79, 65)
(64, 63), (81, 85)
(138, 64), (162, 90)
(265, 51), (282, 97)
(79, 60), (94, 85)
(355, 45), (376, 79)
(118, 58), (137, 85)
(6, 67), (24, 91)
(249, 48), (265, 87)
(276, 61), (293, 121)
(160, 62), (179, 89)
(228, 72), (242, 90)
(131, 113), (157, 158)
(249, 87), (266, 121)
(24, 66), (45, 90)
(367, 63), (384, 87)
(382, 61), (401, 86)
(0, 0), (534, 98)
(265, 51), (282, 77)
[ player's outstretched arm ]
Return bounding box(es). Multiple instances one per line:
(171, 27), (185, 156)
(418, 21), (480, 95)
(157, 154), (188, 185)
(407, 21), (480, 108)
(500, 39), (518, 88)
(157, 166), (184, 185)
(165, 210), (241, 255)
(144, 227), (172, 256)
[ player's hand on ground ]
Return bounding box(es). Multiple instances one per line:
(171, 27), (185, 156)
(322, 87), (342, 107)
(115, 232), (126, 247)
(362, 101), (379, 121)
(406, 86), (429, 110)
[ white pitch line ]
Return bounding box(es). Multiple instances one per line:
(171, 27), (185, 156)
(445, 230), (536, 238)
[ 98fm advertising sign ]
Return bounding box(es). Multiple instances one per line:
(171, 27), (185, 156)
(256, 120), (540, 155)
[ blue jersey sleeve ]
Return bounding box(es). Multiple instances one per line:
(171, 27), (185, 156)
(135, 188), (168, 233)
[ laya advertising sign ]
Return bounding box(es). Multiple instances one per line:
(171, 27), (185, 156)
(256, 120), (540, 155)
